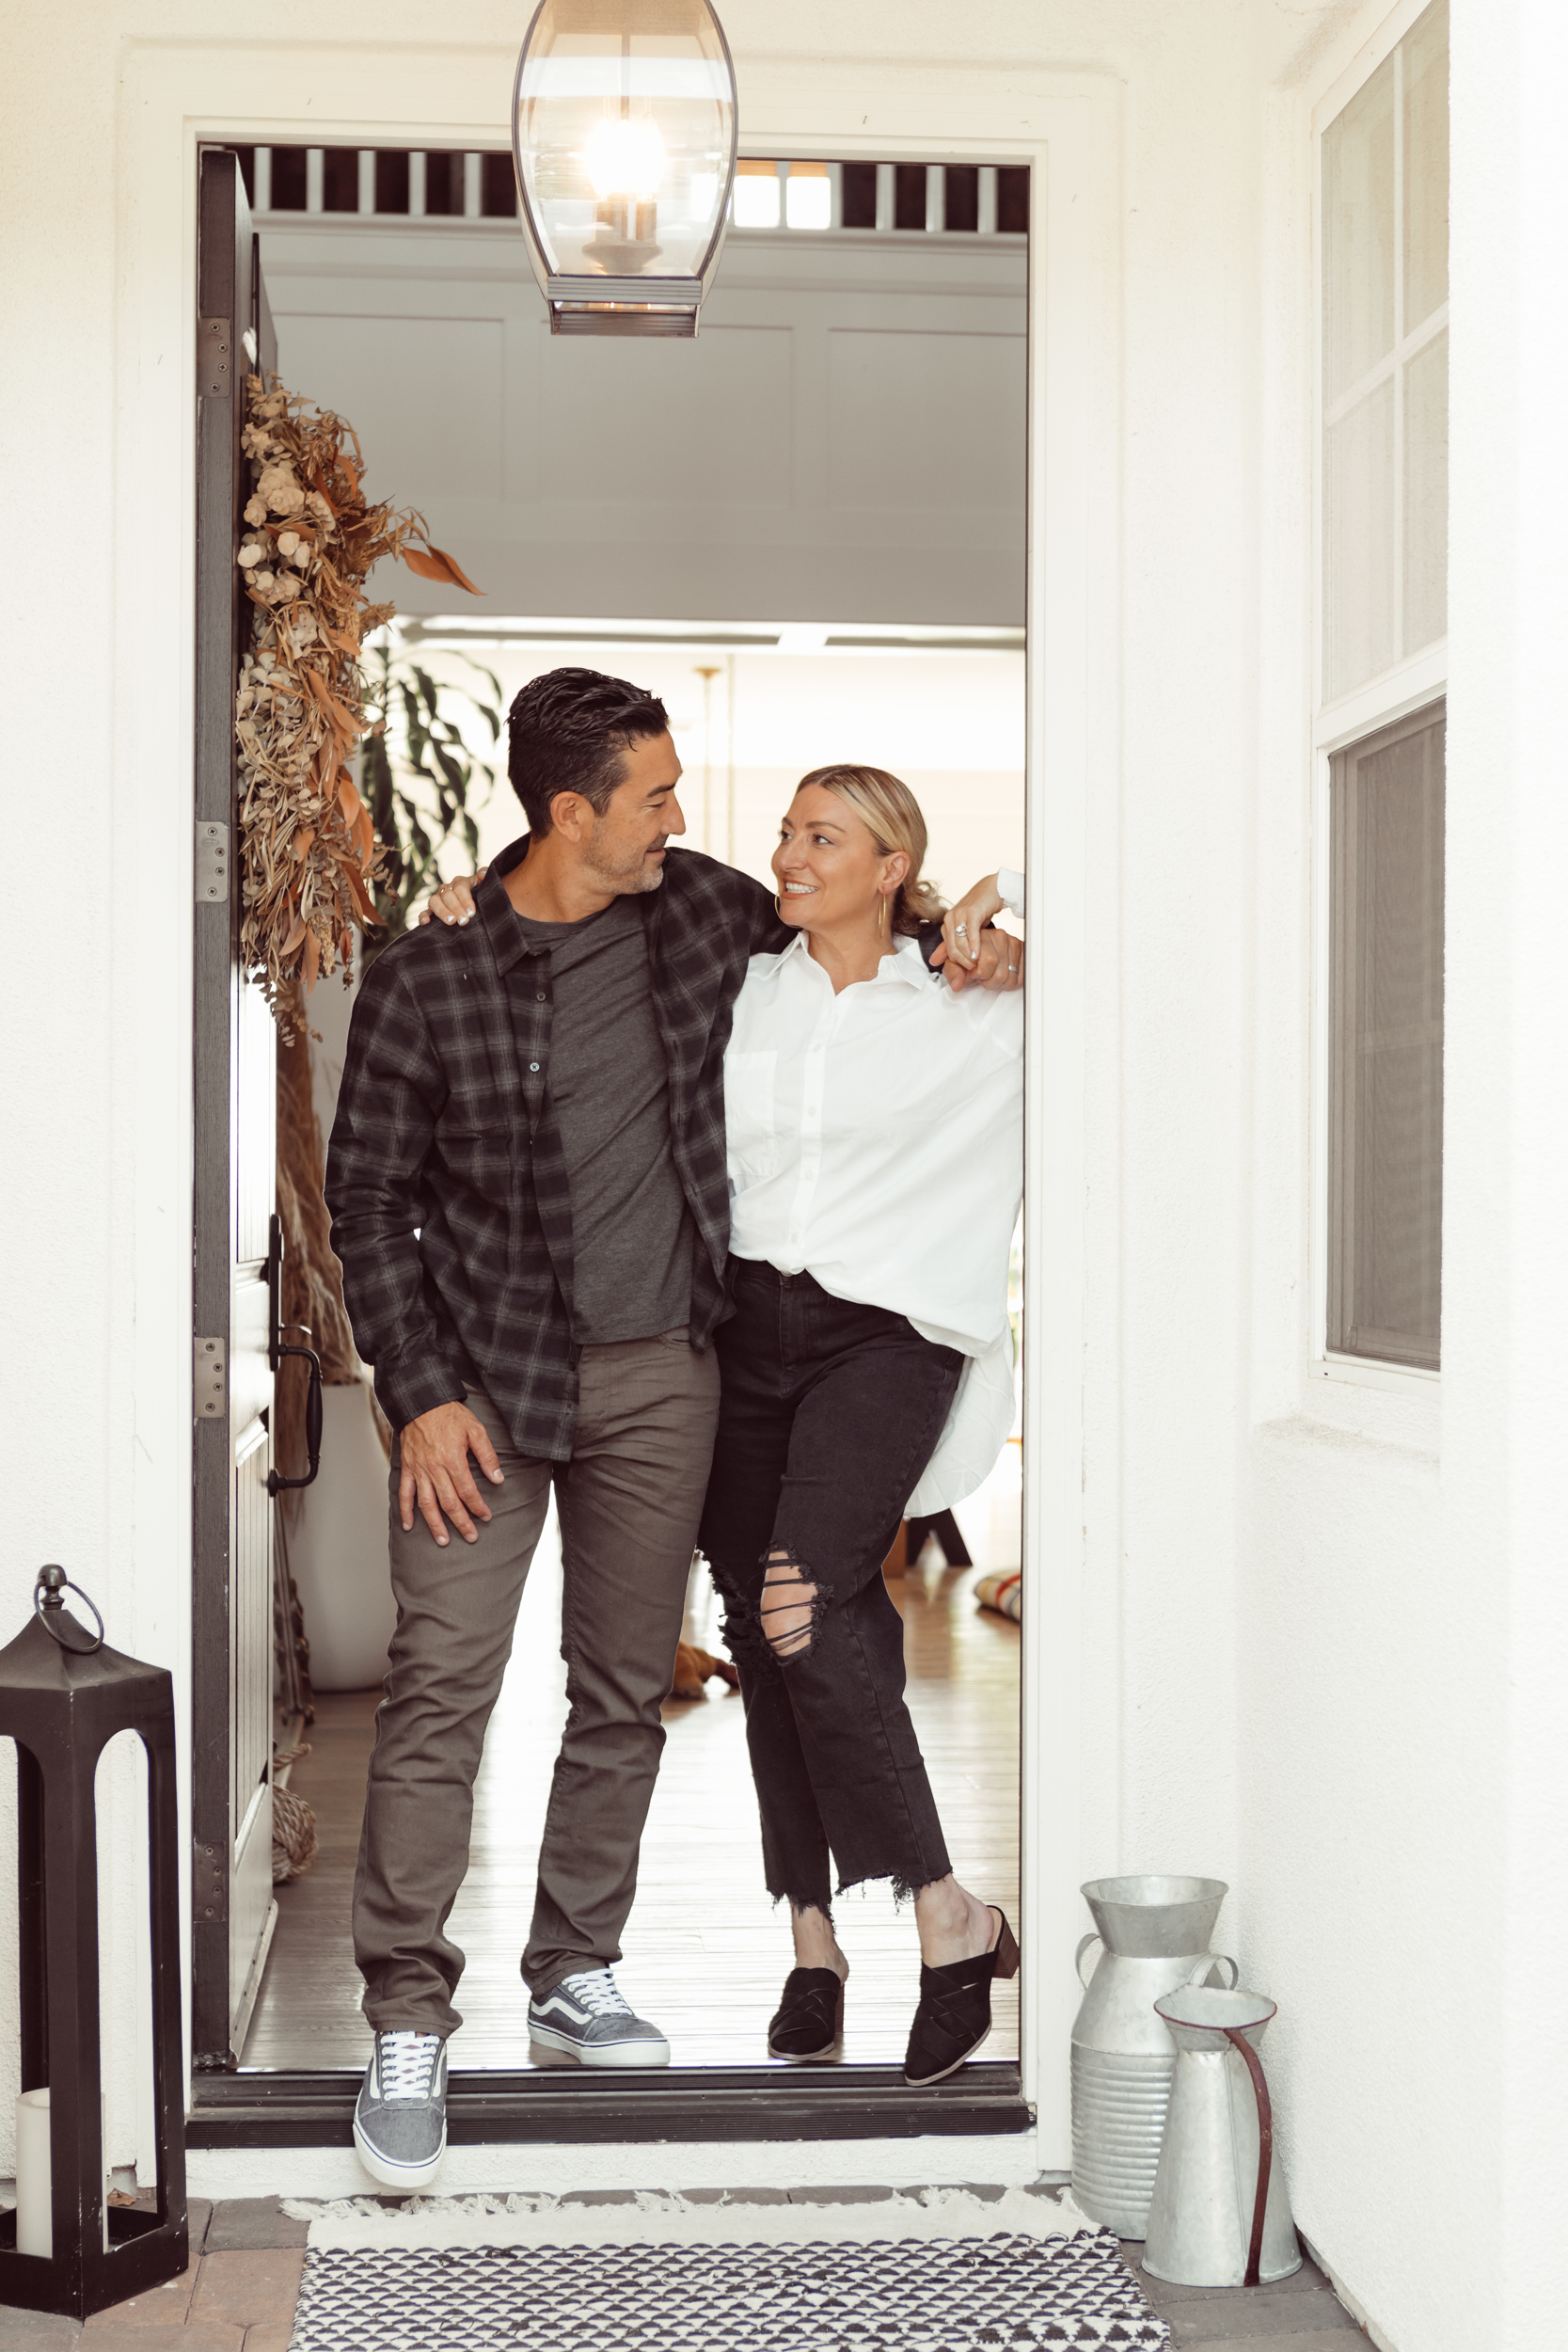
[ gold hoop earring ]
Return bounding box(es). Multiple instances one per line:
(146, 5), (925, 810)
(775, 894), (785, 920)
(878, 895), (887, 934)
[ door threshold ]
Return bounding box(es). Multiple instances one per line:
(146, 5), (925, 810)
(187, 2061), (1030, 2147)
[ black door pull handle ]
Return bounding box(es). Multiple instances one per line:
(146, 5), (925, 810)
(267, 1328), (323, 1495)
(265, 1213), (324, 1495)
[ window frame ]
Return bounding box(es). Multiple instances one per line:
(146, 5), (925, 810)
(1308, 0), (1449, 1391)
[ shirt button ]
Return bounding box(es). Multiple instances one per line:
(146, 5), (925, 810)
(530, 1062), (541, 1073)
(536, 991), (546, 1001)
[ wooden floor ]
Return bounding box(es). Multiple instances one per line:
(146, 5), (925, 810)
(244, 1458), (1021, 2074)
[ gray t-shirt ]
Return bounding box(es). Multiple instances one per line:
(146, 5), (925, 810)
(511, 895), (695, 1346)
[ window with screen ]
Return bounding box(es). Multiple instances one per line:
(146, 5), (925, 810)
(1327, 703), (1445, 1369)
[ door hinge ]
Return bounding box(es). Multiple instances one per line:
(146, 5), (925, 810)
(195, 1338), (226, 1419)
(193, 1840), (228, 1927)
(196, 820), (230, 904)
(193, 1841), (228, 1927)
(198, 315), (233, 399)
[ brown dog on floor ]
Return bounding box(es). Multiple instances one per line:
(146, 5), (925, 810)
(668, 1642), (740, 1700)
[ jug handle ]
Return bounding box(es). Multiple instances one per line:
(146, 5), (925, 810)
(1074, 1934), (1104, 1988)
(1224, 2025), (1275, 2288)
(1187, 1952), (1240, 1988)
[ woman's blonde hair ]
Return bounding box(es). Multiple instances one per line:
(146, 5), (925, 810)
(795, 764), (945, 936)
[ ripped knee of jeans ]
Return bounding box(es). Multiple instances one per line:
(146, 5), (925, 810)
(707, 1566), (770, 1674)
(759, 1548), (826, 1664)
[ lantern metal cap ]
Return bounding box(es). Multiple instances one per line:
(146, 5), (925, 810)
(0, 1569), (157, 1694)
(35, 1565), (104, 1655)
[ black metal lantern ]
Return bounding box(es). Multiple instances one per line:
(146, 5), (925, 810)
(512, 0), (738, 336)
(0, 1569), (187, 2319)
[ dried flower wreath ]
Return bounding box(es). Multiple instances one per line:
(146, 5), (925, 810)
(234, 373), (479, 1038)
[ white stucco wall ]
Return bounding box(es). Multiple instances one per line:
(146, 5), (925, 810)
(1452, 14), (1568, 2339)
(3, 3), (1563, 2345)
(1239, 6), (1568, 2349)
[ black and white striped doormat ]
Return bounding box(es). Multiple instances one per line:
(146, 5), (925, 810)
(287, 2227), (1168, 2350)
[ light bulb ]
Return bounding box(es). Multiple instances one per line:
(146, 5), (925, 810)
(584, 117), (667, 201)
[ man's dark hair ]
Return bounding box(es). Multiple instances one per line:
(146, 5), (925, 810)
(507, 666), (670, 834)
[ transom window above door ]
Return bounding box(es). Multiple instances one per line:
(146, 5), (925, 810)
(230, 146), (1029, 239)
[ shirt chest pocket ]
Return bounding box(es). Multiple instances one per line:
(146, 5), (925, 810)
(724, 1049), (779, 1186)
(435, 1099), (513, 1205)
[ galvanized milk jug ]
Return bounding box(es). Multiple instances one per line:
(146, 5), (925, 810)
(1143, 1984), (1301, 2288)
(1069, 1875), (1236, 2235)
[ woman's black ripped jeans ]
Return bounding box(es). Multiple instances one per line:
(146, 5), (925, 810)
(698, 1258), (963, 1913)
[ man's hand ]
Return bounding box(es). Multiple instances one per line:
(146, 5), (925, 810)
(931, 929), (1023, 993)
(942, 875), (1006, 971)
(927, 874), (1022, 993)
(398, 1400), (504, 1546)
(418, 868), (487, 929)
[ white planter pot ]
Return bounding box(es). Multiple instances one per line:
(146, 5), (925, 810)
(284, 1380), (396, 1692)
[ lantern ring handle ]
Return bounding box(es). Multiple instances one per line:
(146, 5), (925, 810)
(34, 1566), (105, 1655)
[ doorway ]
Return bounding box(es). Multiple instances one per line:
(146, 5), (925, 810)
(190, 135), (1032, 2143)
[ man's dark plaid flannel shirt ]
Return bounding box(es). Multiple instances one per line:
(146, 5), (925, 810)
(325, 836), (788, 1461)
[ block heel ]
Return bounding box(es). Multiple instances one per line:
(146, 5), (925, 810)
(903, 1906), (1020, 2087)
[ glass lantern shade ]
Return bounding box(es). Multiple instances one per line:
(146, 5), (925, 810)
(512, 0), (738, 337)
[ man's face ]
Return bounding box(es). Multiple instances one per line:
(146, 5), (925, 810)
(566, 730), (687, 894)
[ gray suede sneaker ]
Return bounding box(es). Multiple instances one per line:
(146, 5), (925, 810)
(528, 1969), (671, 2067)
(353, 2030), (448, 2188)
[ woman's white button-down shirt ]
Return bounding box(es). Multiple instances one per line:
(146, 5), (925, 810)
(724, 928), (1023, 1512)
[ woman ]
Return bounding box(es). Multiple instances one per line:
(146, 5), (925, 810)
(696, 766), (1024, 2086)
(426, 777), (1026, 2083)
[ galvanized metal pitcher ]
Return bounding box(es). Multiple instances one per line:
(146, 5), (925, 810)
(1143, 1985), (1301, 2288)
(1069, 1875), (1237, 2236)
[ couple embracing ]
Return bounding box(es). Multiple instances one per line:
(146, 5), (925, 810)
(325, 665), (1027, 2189)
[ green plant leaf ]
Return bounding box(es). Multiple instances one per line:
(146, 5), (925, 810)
(361, 641), (502, 947)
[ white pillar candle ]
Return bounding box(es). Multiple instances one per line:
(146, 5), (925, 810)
(13, 2090), (110, 2258)
(14, 2090), (52, 2258)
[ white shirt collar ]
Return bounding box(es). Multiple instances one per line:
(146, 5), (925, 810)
(769, 928), (931, 991)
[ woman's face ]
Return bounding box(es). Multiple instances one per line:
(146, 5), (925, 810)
(771, 783), (908, 930)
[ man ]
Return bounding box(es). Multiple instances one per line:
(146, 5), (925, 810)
(325, 667), (1017, 2189)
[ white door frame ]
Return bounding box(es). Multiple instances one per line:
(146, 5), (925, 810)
(117, 36), (1121, 2169)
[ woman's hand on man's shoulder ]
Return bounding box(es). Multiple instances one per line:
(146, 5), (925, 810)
(419, 868), (487, 929)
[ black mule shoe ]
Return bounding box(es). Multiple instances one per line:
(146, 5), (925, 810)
(903, 1908), (1020, 2086)
(768, 1967), (846, 2060)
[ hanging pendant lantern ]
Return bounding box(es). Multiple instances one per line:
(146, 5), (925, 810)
(512, 0), (738, 337)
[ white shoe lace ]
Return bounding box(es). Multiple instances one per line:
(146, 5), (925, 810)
(377, 2030), (442, 2100)
(560, 1968), (634, 2019)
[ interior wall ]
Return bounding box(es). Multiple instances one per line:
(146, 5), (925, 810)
(395, 634), (1025, 895)
(260, 221), (1026, 625)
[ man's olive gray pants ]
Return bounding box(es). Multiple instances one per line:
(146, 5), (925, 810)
(353, 1330), (721, 2039)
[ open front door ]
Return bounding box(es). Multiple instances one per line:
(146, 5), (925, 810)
(192, 148), (280, 2069)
